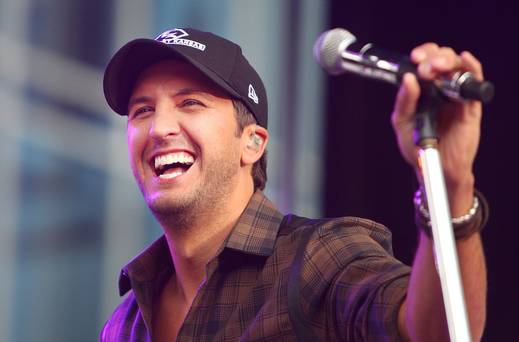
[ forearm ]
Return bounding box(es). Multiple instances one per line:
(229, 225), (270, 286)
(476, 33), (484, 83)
(399, 230), (487, 341)
(391, 41), (487, 341)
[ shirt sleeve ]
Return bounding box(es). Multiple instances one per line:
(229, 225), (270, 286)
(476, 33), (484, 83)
(299, 217), (411, 341)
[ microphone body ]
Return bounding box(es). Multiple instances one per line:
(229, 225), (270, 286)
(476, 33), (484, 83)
(314, 28), (494, 103)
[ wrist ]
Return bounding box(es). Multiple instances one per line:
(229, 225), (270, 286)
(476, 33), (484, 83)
(446, 173), (475, 217)
(414, 166), (475, 217)
(414, 187), (489, 240)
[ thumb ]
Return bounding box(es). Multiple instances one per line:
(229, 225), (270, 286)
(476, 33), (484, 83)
(392, 73), (421, 127)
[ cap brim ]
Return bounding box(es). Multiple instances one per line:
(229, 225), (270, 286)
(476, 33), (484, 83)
(103, 39), (241, 115)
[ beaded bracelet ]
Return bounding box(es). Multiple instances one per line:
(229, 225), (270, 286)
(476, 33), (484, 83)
(413, 188), (489, 240)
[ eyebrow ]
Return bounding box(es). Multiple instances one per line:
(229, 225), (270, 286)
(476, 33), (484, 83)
(175, 88), (211, 97)
(128, 88), (213, 109)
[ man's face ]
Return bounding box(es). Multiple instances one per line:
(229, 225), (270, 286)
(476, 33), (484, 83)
(126, 59), (243, 217)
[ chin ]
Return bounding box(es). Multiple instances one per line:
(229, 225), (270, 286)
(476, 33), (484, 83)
(146, 192), (199, 217)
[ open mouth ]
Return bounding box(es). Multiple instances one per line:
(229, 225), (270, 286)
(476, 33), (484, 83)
(153, 151), (195, 179)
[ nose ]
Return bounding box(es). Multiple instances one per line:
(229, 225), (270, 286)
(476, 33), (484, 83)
(149, 102), (181, 139)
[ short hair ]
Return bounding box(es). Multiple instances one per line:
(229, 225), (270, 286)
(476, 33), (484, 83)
(232, 100), (267, 190)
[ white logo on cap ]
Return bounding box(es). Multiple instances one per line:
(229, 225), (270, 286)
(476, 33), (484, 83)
(155, 28), (206, 51)
(156, 28), (188, 41)
(248, 84), (259, 104)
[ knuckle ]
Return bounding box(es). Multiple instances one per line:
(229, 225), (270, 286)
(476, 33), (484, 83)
(414, 42), (439, 55)
(423, 42), (439, 50)
(439, 46), (456, 55)
(439, 47), (458, 62)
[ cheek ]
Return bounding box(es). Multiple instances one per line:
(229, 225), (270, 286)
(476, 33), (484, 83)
(127, 125), (146, 166)
(197, 124), (233, 153)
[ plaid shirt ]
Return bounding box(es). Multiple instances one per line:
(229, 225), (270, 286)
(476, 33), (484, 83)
(101, 191), (410, 341)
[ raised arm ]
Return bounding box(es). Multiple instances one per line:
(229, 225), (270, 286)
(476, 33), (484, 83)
(391, 44), (487, 341)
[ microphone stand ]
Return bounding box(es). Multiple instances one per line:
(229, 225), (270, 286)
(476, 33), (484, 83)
(414, 83), (472, 342)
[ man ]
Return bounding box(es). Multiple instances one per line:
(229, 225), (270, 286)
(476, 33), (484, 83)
(101, 28), (488, 341)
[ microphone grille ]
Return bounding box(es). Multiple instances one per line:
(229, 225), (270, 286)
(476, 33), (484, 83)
(313, 28), (356, 75)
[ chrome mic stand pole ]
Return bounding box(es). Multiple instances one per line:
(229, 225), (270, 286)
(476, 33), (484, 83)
(414, 84), (471, 342)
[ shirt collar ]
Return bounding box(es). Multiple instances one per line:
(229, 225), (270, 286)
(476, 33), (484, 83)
(118, 236), (170, 296)
(223, 190), (284, 256)
(118, 190), (284, 296)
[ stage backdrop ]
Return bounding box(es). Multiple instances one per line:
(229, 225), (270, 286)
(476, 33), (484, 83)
(325, 2), (518, 341)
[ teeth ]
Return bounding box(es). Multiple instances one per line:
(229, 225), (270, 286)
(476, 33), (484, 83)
(154, 152), (195, 170)
(159, 171), (184, 179)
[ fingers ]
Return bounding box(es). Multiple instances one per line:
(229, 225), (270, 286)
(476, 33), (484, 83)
(460, 51), (484, 80)
(411, 43), (464, 80)
(411, 43), (438, 63)
(393, 43), (484, 127)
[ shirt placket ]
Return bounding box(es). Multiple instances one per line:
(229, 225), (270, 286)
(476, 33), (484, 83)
(176, 254), (221, 341)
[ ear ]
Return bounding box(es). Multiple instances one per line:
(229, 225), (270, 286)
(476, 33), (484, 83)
(241, 124), (268, 166)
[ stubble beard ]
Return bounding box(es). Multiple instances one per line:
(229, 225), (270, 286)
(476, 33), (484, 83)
(138, 147), (241, 232)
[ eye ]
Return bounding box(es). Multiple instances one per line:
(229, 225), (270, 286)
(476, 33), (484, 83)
(129, 106), (154, 119)
(180, 99), (204, 108)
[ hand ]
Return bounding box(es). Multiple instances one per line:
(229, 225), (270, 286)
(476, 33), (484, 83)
(391, 44), (484, 213)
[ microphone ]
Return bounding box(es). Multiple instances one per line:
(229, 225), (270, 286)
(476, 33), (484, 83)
(314, 28), (494, 103)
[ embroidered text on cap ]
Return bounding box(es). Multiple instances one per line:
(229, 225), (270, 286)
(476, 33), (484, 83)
(155, 29), (206, 51)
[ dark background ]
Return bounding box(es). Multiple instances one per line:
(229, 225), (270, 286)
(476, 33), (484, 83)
(324, 2), (518, 341)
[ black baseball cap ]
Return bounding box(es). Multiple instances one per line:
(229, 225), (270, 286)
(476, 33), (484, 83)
(103, 28), (268, 128)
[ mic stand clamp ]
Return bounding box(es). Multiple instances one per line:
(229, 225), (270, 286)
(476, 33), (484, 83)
(413, 82), (472, 342)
